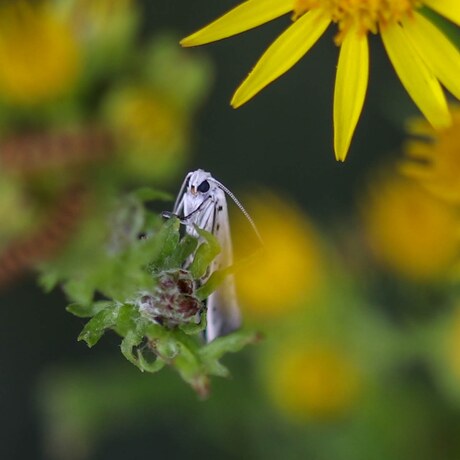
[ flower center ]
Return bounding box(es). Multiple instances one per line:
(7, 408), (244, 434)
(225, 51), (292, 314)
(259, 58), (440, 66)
(294, 0), (420, 43)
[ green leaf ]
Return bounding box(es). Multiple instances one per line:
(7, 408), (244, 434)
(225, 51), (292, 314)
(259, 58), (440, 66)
(155, 336), (181, 360)
(198, 330), (260, 378)
(115, 303), (142, 337)
(170, 234), (198, 267)
(148, 217), (181, 270)
(170, 335), (205, 389)
(63, 279), (96, 306)
(189, 226), (220, 279)
(38, 270), (59, 293)
(195, 269), (228, 301)
(78, 307), (119, 347)
(202, 359), (230, 378)
(200, 329), (260, 363)
(137, 349), (166, 373)
(67, 301), (113, 319)
(120, 329), (145, 369)
(179, 313), (206, 335)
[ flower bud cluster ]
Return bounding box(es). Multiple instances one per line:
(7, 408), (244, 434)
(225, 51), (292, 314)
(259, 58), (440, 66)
(137, 269), (203, 328)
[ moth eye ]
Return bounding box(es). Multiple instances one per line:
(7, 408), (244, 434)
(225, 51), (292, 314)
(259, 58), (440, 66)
(197, 180), (210, 193)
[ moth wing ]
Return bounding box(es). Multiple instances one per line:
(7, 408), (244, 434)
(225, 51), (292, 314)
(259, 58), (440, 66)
(205, 275), (240, 342)
(205, 188), (241, 342)
(172, 172), (192, 215)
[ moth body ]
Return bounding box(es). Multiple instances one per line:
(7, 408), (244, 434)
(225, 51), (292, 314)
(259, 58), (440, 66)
(172, 169), (241, 342)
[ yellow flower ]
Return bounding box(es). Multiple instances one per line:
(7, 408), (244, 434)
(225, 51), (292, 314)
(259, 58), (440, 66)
(233, 193), (324, 321)
(63, 0), (137, 51)
(267, 340), (361, 420)
(181, 0), (460, 161)
(361, 171), (459, 280)
(105, 86), (187, 180)
(402, 104), (460, 204)
(0, 2), (81, 106)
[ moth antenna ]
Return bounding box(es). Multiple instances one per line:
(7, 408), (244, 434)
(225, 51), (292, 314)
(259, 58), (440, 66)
(214, 180), (263, 244)
(172, 172), (192, 214)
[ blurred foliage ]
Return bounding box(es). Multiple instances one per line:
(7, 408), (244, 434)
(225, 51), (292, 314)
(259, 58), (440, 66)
(0, 0), (212, 285)
(43, 196), (258, 396)
(0, 0), (255, 397)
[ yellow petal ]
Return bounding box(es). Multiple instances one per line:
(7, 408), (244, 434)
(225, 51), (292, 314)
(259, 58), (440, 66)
(403, 13), (460, 100)
(381, 23), (451, 129)
(181, 0), (292, 47)
(423, 0), (460, 26)
(333, 32), (369, 161)
(231, 9), (330, 108)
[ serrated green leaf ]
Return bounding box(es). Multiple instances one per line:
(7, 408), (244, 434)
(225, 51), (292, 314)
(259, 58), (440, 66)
(195, 269), (228, 301)
(38, 270), (59, 293)
(200, 329), (259, 363)
(66, 301), (113, 318)
(198, 330), (260, 379)
(189, 226), (220, 279)
(63, 279), (96, 306)
(78, 307), (118, 347)
(131, 187), (173, 203)
(120, 329), (145, 370)
(114, 303), (142, 337)
(170, 336), (204, 389)
(170, 234), (198, 267)
(148, 217), (181, 270)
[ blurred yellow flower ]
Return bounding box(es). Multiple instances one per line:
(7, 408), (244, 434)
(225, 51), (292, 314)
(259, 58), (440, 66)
(69, 0), (133, 31)
(402, 105), (460, 204)
(0, 2), (81, 106)
(110, 87), (185, 152)
(267, 341), (361, 420)
(106, 86), (186, 179)
(182, 0), (460, 161)
(63, 0), (137, 52)
(234, 194), (324, 320)
(362, 172), (459, 280)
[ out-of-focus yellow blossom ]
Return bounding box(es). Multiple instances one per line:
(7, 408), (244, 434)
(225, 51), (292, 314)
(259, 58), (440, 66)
(181, 0), (460, 161)
(66, 0), (134, 34)
(234, 194), (324, 320)
(0, 2), (81, 106)
(110, 87), (185, 153)
(106, 86), (186, 179)
(62, 0), (137, 69)
(362, 172), (459, 280)
(267, 340), (361, 420)
(402, 105), (460, 204)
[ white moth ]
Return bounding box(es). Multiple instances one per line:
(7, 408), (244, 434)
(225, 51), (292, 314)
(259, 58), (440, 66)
(168, 169), (260, 342)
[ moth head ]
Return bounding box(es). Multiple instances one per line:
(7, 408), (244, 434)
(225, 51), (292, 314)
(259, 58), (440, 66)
(188, 169), (214, 196)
